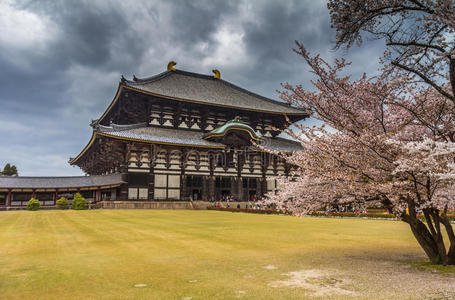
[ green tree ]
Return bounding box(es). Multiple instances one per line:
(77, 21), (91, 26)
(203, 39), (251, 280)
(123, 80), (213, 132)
(72, 193), (87, 210)
(10, 165), (18, 176)
(2, 163), (10, 175)
(56, 197), (69, 209)
(1, 163), (18, 176)
(26, 198), (40, 211)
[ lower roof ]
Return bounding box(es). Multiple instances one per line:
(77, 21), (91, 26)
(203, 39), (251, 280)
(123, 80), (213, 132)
(98, 123), (225, 148)
(0, 173), (124, 189)
(70, 124), (303, 165)
(96, 124), (302, 152)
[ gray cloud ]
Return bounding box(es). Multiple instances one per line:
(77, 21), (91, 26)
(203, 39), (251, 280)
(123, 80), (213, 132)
(0, 0), (384, 176)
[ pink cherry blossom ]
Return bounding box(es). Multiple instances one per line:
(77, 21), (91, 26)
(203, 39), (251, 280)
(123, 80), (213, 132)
(263, 41), (455, 265)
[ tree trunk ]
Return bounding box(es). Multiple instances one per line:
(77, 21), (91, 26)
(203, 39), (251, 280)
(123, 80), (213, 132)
(403, 216), (440, 263)
(440, 214), (455, 265)
(449, 58), (455, 102)
(403, 212), (455, 265)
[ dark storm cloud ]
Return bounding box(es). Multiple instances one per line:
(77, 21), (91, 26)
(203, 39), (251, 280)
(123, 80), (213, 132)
(171, 0), (238, 43)
(16, 0), (142, 70)
(0, 0), (384, 176)
(238, 1), (334, 89)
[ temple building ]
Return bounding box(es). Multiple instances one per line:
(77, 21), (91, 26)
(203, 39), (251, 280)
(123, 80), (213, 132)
(0, 62), (307, 209)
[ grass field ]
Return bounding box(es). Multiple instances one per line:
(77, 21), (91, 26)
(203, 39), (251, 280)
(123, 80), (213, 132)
(1, 210), (455, 299)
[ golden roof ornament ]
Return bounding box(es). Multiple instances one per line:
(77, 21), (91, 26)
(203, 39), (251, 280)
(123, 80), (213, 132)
(212, 69), (220, 79)
(167, 61), (177, 71)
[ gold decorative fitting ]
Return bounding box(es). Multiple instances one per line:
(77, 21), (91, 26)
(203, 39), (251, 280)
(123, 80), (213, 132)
(212, 69), (220, 79)
(167, 61), (177, 71)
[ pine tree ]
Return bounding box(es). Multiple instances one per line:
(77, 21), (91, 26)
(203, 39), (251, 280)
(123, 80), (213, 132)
(2, 164), (11, 176)
(1, 163), (18, 176)
(10, 165), (18, 176)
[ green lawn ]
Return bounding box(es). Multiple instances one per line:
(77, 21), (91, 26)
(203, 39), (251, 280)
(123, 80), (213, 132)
(1, 210), (454, 299)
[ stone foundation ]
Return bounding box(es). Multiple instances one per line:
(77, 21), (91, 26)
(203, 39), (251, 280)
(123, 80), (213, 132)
(192, 201), (253, 210)
(101, 201), (192, 209)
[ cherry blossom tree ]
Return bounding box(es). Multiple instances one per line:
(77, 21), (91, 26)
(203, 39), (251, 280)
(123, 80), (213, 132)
(263, 42), (455, 265)
(328, 0), (455, 103)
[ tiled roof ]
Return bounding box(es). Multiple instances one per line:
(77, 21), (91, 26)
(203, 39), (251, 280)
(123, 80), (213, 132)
(123, 70), (307, 115)
(0, 173), (124, 189)
(97, 124), (302, 152)
(261, 137), (303, 152)
(97, 124), (225, 148)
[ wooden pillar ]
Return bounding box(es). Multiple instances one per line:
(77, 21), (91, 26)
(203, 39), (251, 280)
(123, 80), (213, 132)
(231, 177), (238, 200)
(179, 148), (187, 201)
(237, 177), (243, 201)
(260, 152), (267, 199)
(256, 178), (262, 199)
(208, 151), (215, 201)
(236, 149), (243, 201)
(259, 178), (267, 199)
(208, 177), (215, 201)
(180, 175), (187, 201)
(119, 143), (130, 201)
(7, 189), (11, 208)
(148, 173), (155, 201)
(54, 190), (58, 205)
(202, 176), (208, 201)
(148, 144), (155, 201)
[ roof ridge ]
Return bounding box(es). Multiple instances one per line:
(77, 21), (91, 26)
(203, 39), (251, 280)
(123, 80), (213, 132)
(98, 123), (147, 132)
(123, 70), (172, 84)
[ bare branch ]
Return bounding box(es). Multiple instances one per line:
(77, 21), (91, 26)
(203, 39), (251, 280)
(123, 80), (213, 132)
(391, 61), (454, 101)
(386, 41), (446, 53)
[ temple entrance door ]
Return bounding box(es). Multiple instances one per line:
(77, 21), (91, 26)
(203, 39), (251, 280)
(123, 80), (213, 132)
(242, 178), (258, 201)
(215, 176), (232, 201)
(185, 176), (203, 201)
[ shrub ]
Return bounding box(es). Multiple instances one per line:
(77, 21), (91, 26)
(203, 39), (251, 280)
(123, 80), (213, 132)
(72, 193), (87, 210)
(26, 198), (40, 211)
(56, 197), (69, 209)
(206, 206), (284, 215)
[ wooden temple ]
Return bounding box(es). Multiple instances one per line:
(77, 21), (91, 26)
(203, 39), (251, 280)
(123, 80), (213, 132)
(70, 62), (307, 203)
(0, 62), (307, 209)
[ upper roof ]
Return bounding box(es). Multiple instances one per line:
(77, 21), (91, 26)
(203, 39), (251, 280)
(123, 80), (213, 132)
(0, 173), (124, 189)
(121, 69), (307, 115)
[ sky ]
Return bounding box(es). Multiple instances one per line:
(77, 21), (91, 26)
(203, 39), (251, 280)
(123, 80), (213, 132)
(0, 0), (385, 176)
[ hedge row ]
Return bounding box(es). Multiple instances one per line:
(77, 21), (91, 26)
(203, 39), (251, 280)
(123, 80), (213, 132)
(309, 211), (397, 219)
(206, 206), (282, 214)
(207, 207), (455, 221)
(364, 208), (388, 213)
